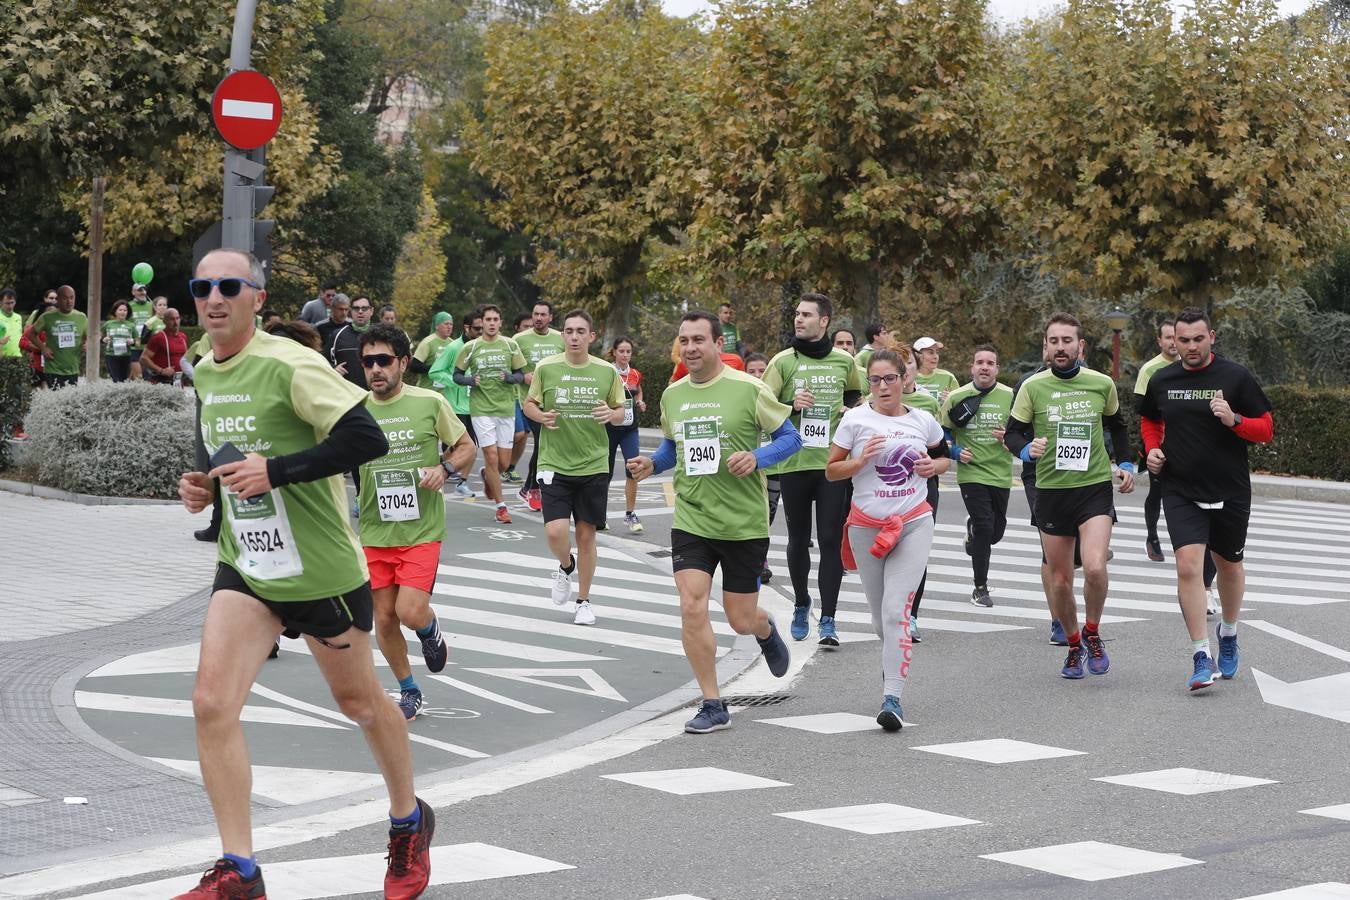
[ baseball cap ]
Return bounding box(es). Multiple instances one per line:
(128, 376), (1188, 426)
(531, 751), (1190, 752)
(131, 283), (147, 291)
(433, 311), (453, 326)
(913, 336), (944, 352)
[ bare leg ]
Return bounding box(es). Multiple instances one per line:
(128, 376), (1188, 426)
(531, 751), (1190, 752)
(674, 570), (720, 698)
(481, 446), (503, 503)
(1077, 514), (1114, 624)
(545, 517), (573, 568)
(373, 585), (411, 682)
(624, 477), (638, 513)
(1041, 533), (1079, 635)
(1215, 554), (1244, 622)
(574, 521), (597, 598)
(1174, 543), (1209, 641)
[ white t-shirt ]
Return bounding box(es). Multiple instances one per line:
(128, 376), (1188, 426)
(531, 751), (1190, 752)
(832, 402), (944, 519)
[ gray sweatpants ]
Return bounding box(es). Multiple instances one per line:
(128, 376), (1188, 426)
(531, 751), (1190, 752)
(848, 515), (934, 699)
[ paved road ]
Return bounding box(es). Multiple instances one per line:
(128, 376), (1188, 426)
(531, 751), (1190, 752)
(5, 468), (1347, 899)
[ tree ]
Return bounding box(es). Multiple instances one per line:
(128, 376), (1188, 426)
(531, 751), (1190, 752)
(989, 0), (1350, 309)
(340, 0), (481, 115)
(390, 186), (450, 334)
(467, 0), (703, 337)
(683, 0), (996, 326)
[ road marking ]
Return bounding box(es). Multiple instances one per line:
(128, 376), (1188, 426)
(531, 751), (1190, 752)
(831, 610), (1027, 633)
(442, 565), (684, 608)
(86, 643), (201, 678)
(460, 584), (735, 635)
(462, 551), (673, 587)
(980, 840), (1202, 881)
(774, 803), (980, 835)
(148, 758), (385, 806)
(1092, 767), (1277, 795)
(430, 602), (694, 656)
(602, 766), (790, 795)
(1245, 621), (1350, 663)
(425, 674), (552, 715)
(912, 739), (1085, 764)
(1252, 670), (1350, 725)
(756, 713), (881, 734)
(1233, 884), (1350, 899)
(462, 668), (626, 702)
(74, 691), (345, 730)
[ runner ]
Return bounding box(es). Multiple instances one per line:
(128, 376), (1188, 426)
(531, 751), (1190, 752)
(718, 301), (745, 357)
(941, 344), (1014, 608)
(504, 310), (534, 486)
(452, 304), (526, 524)
(1139, 308), (1273, 691)
(139, 294), (170, 345)
(900, 349), (942, 642)
(31, 285), (87, 389)
(101, 299), (138, 382)
(832, 328), (856, 356)
(855, 322), (889, 374)
(744, 352), (782, 584)
(409, 311), (455, 388)
(524, 309), (626, 625)
(176, 248), (433, 900)
(912, 336), (960, 403)
(1134, 320), (1180, 562)
(428, 309), (482, 456)
(606, 335), (647, 534)
(1005, 312), (1136, 679)
(515, 301), (566, 512)
(827, 349), (948, 730)
(628, 310), (797, 733)
(762, 293), (864, 646)
(0, 288), (21, 360)
(355, 324), (475, 717)
(128, 283), (155, 380)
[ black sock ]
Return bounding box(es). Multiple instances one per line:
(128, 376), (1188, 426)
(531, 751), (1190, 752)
(562, 555), (576, 575)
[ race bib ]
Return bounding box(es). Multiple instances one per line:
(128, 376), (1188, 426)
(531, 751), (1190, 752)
(374, 469), (420, 522)
(227, 489), (303, 580)
(621, 398), (635, 427)
(112, 337), (127, 355)
(56, 327), (76, 349)
(682, 419), (721, 476)
(799, 405), (831, 449)
(1054, 421), (1092, 472)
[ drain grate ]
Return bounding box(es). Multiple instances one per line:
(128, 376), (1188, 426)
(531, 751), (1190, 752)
(647, 549), (672, 558)
(692, 693), (796, 708)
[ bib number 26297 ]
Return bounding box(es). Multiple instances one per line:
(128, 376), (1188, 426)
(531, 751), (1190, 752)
(682, 419), (721, 476)
(1054, 421), (1092, 472)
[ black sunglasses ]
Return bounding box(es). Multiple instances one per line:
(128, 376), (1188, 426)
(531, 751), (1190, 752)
(361, 353), (397, 368)
(188, 277), (261, 299)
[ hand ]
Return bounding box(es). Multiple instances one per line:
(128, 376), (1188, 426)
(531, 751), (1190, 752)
(540, 410), (560, 430)
(497, 371), (507, 382)
(210, 453), (273, 501)
(1116, 468), (1135, 494)
(1146, 447), (1166, 475)
(992, 426), (1005, 442)
(591, 403), (614, 423)
(914, 455), (937, 479)
(335, 362), (347, 375)
(523, 372), (534, 385)
(179, 471), (214, 513)
(419, 465), (447, 491)
(792, 389), (815, 411)
(726, 450), (758, 476)
(637, 400), (647, 412)
(959, 447), (973, 464)
(1209, 388), (1235, 427)
(627, 456), (654, 481)
(41, 346), (53, 359)
(1029, 436), (1048, 459)
(859, 433), (888, 462)
(472, 374), (481, 386)
(939, 390), (951, 403)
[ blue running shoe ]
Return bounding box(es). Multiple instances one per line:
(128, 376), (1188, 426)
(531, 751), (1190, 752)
(1061, 645), (1085, 679)
(1084, 633), (1109, 675)
(685, 698), (730, 734)
(1049, 619), (1068, 646)
(419, 617), (448, 673)
(817, 615), (839, 647)
(877, 695), (904, 732)
(1215, 625), (1239, 679)
(757, 616), (791, 677)
(398, 688), (424, 720)
(1190, 651), (1216, 691)
(790, 606), (810, 641)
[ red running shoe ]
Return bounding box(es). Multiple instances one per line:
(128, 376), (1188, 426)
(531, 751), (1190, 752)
(526, 488), (542, 512)
(173, 859), (265, 899)
(385, 798), (435, 899)
(495, 505), (512, 524)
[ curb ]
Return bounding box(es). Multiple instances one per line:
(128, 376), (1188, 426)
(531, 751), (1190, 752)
(0, 477), (179, 507)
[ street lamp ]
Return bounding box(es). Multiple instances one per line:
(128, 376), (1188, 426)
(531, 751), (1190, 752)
(1106, 307), (1130, 380)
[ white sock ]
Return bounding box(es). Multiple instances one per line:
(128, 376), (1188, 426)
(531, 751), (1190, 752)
(1192, 638), (1211, 657)
(1219, 620), (1237, 637)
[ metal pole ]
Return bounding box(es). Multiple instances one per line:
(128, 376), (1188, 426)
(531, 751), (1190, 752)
(222, 0), (259, 252)
(1111, 329), (1122, 381)
(85, 176), (105, 381)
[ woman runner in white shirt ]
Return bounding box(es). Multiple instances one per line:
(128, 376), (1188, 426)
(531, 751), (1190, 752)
(826, 348), (949, 731)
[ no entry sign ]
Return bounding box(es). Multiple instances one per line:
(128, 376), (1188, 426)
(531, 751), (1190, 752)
(211, 70), (283, 150)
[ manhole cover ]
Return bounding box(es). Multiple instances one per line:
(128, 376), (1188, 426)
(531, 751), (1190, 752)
(694, 693), (796, 708)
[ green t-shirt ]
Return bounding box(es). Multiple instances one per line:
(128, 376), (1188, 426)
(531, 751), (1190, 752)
(427, 336), (469, 415)
(128, 300), (155, 333)
(196, 329), (371, 601)
(526, 353), (625, 476)
(660, 367), (792, 541)
(411, 333), (452, 388)
(941, 382), (1014, 487)
(143, 315), (166, 336)
(454, 334), (526, 417)
(0, 310), (23, 358)
(721, 321), (741, 349)
(516, 328), (567, 402)
(761, 347), (864, 473)
(1009, 366), (1120, 490)
(1133, 352), (1173, 397)
(358, 384), (467, 548)
(914, 368), (959, 401)
(34, 310), (88, 375)
(904, 389), (941, 417)
(102, 320), (137, 357)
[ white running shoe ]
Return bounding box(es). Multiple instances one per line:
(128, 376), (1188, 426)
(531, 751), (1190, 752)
(551, 566), (575, 607)
(574, 600), (596, 625)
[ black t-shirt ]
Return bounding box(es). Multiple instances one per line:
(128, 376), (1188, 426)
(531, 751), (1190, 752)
(1139, 354), (1271, 501)
(1010, 364), (1047, 483)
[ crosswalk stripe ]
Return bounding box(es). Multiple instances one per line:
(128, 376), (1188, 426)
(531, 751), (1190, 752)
(838, 594), (1145, 625)
(831, 609), (1028, 633)
(439, 564), (691, 609)
(429, 602), (695, 656)
(451, 583), (736, 636)
(424, 673), (553, 715)
(73, 691), (346, 730)
(463, 551), (673, 587)
(279, 631), (614, 664)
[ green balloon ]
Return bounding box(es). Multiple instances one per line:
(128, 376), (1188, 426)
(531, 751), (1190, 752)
(132, 262), (154, 285)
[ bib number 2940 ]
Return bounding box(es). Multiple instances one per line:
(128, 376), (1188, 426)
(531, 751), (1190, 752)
(682, 419), (721, 476)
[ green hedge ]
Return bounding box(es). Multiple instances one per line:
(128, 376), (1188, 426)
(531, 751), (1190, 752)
(0, 357), (33, 468)
(630, 348), (675, 429)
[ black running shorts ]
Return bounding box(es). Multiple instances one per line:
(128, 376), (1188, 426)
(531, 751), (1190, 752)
(1034, 481), (1117, 537)
(671, 528), (769, 594)
(1162, 492), (1250, 562)
(540, 471), (610, 527)
(212, 562), (374, 639)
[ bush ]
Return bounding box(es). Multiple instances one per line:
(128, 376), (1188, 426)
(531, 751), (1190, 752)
(630, 347), (675, 429)
(24, 380), (195, 498)
(0, 357), (33, 468)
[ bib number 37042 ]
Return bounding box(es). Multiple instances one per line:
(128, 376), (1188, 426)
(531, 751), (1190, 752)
(1054, 421), (1092, 472)
(682, 419), (721, 476)
(799, 405), (831, 449)
(375, 469), (420, 522)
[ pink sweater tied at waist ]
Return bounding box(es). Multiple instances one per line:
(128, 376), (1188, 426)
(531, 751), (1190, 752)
(840, 501), (933, 572)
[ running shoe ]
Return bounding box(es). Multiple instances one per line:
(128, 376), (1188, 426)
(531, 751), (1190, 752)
(757, 615), (791, 677)
(685, 698), (730, 734)
(1206, 589), (1218, 616)
(420, 619), (448, 673)
(876, 695), (904, 732)
(817, 615), (839, 647)
(1084, 633), (1110, 675)
(790, 606), (810, 641)
(1146, 537), (1164, 562)
(502, 467), (522, 484)
(1061, 645), (1085, 679)
(551, 564), (574, 606)
(1049, 619), (1067, 646)
(1189, 651), (1216, 691)
(385, 798), (435, 900)
(910, 617), (922, 643)
(574, 600), (596, 625)
(398, 689), (424, 720)
(760, 563), (773, 584)
(494, 505), (512, 524)
(624, 512), (644, 534)
(351, 499), (360, 518)
(1215, 624), (1239, 679)
(526, 488), (542, 512)
(11, 428), (27, 441)
(194, 525), (219, 543)
(453, 480), (473, 498)
(267, 641), (279, 660)
(971, 585), (993, 608)
(172, 858), (265, 899)
(963, 517), (973, 556)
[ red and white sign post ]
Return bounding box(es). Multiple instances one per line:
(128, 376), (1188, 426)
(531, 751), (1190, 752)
(211, 70), (283, 150)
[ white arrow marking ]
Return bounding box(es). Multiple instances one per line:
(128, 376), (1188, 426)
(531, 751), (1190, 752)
(461, 668), (626, 702)
(1252, 669), (1350, 724)
(221, 98), (274, 120)
(1244, 620), (1350, 663)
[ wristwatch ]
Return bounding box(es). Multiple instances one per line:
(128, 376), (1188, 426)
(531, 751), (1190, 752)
(440, 460), (454, 477)
(1231, 414), (1243, 427)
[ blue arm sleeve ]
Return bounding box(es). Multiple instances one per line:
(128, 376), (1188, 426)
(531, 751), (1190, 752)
(943, 428), (963, 460)
(650, 438), (677, 474)
(752, 420), (803, 470)
(1019, 444), (1033, 463)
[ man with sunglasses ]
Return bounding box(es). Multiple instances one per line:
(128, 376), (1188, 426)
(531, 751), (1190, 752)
(299, 279), (339, 325)
(452, 304), (526, 524)
(356, 324), (475, 718)
(177, 250), (435, 900)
